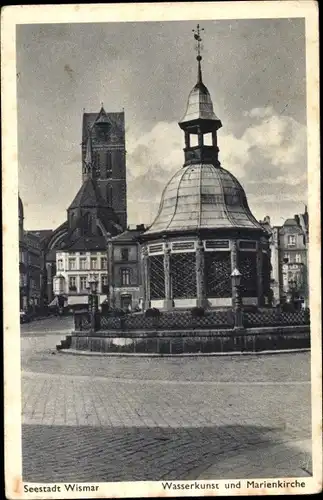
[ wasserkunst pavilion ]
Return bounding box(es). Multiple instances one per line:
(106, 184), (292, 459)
(140, 34), (271, 311)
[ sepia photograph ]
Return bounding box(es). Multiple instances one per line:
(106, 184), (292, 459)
(2, 2), (321, 498)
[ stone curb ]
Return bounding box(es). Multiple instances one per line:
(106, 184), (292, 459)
(59, 348), (310, 357)
(21, 330), (72, 336)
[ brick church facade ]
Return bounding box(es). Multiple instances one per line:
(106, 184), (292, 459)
(82, 107), (127, 229)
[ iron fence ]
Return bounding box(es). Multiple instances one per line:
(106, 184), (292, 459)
(244, 309), (310, 327)
(75, 307), (310, 333)
(100, 310), (234, 331)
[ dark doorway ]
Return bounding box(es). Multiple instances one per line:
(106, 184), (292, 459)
(121, 294), (132, 311)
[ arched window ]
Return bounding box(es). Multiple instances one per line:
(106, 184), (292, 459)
(120, 268), (131, 286)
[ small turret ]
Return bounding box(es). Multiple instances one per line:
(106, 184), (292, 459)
(178, 24), (222, 167)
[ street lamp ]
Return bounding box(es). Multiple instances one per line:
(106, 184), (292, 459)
(231, 267), (244, 330)
(87, 274), (99, 333)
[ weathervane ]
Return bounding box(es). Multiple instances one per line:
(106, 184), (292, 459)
(192, 24), (204, 60)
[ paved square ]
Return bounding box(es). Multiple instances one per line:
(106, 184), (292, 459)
(21, 317), (312, 482)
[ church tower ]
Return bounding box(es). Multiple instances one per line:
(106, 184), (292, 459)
(82, 106), (127, 230)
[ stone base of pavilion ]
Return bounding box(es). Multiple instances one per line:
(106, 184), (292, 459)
(57, 325), (310, 355)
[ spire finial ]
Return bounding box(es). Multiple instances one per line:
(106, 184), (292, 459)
(192, 24), (204, 83)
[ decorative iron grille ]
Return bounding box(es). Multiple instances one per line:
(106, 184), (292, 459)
(170, 253), (196, 298)
(239, 252), (257, 297)
(244, 309), (310, 327)
(149, 255), (165, 299)
(205, 252), (231, 297)
(100, 315), (121, 329)
(99, 310), (234, 331)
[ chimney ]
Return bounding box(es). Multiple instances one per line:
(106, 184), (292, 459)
(294, 214), (300, 226)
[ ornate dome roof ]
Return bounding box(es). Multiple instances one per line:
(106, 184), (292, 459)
(144, 164), (263, 235)
(18, 195), (24, 220)
(144, 27), (263, 238)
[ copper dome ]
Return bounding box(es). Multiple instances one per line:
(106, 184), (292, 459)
(145, 164), (263, 235)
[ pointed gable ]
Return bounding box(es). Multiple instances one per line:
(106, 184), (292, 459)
(94, 106), (111, 125)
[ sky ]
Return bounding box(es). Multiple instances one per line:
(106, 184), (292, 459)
(16, 18), (307, 231)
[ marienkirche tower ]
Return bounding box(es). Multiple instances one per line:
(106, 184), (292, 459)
(82, 106), (127, 230)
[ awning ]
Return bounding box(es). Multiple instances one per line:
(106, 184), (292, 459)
(67, 295), (108, 306)
(68, 296), (88, 306)
(48, 296), (58, 307)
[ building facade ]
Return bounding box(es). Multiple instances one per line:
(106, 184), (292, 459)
(24, 231), (42, 311)
(19, 195), (28, 310)
(260, 210), (309, 307)
(18, 196), (42, 311)
(54, 250), (109, 307)
(107, 225), (146, 311)
(140, 38), (270, 311)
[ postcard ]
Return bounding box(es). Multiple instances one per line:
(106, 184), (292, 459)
(2, 1), (321, 498)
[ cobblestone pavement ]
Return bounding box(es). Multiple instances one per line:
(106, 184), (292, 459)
(21, 317), (312, 482)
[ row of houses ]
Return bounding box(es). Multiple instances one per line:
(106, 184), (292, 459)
(52, 225), (146, 311)
(19, 197), (42, 311)
(260, 209), (309, 308)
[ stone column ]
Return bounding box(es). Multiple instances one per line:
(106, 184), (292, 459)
(141, 246), (150, 310)
(230, 240), (238, 306)
(196, 239), (206, 307)
(164, 244), (173, 310)
(257, 243), (264, 307)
